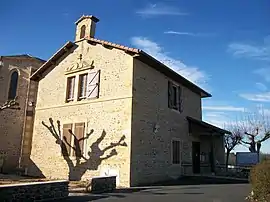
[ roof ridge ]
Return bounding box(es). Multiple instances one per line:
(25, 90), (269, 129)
(78, 37), (141, 54)
(0, 54), (45, 62)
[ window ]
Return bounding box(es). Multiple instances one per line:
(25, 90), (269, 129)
(62, 123), (85, 158)
(66, 76), (75, 102)
(78, 73), (88, 100)
(80, 25), (86, 39)
(8, 71), (18, 100)
(172, 140), (181, 164)
(168, 81), (183, 112)
(66, 70), (100, 102)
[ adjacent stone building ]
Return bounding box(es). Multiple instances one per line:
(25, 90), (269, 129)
(0, 55), (45, 172)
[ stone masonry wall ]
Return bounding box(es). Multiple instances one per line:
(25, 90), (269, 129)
(29, 40), (133, 187)
(130, 58), (202, 186)
(0, 57), (43, 172)
(0, 180), (68, 201)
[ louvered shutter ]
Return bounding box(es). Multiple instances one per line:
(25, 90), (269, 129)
(177, 86), (183, 112)
(168, 81), (173, 108)
(73, 123), (85, 157)
(86, 70), (100, 99)
(62, 124), (72, 156)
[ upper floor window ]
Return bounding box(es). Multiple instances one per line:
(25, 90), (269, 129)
(8, 71), (19, 100)
(168, 81), (183, 112)
(80, 25), (86, 39)
(66, 76), (75, 102)
(78, 73), (88, 100)
(65, 70), (100, 102)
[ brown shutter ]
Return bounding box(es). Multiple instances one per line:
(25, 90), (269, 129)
(86, 70), (100, 99)
(73, 123), (85, 157)
(62, 124), (72, 156)
(168, 81), (173, 108)
(178, 86), (183, 112)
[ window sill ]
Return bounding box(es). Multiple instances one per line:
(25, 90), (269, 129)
(169, 107), (182, 114)
(66, 99), (75, 103)
(171, 163), (182, 167)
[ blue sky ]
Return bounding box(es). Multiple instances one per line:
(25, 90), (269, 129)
(1, 0), (270, 152)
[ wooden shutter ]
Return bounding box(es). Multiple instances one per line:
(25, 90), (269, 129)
(73, 123), (85, 157)
(62, 124), (72, 156)
(177, 86), (183, 112)
(168, 81), (173, 108)
(86, 70), (100, 99)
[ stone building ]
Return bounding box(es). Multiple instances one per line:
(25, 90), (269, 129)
(0, 55), (45, 172)
(5, 15), (229, 187)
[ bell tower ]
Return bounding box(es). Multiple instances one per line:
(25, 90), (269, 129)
(75, 15), (99, 41)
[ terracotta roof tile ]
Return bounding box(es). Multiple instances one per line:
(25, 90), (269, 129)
(86, 37), (140, 54)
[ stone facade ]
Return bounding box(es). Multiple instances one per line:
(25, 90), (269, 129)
(0, 56), (44, 172)
(130, 58), (203, 186)
(28, 40), (133, 187)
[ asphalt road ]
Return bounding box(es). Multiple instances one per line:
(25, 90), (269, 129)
(64, 184), (251, 202)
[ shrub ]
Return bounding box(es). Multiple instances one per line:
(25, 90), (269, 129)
(249, 160), (270, 201)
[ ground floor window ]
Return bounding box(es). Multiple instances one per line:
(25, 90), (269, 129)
(172, 140), (181, 164)
(62, 122), (86, 158)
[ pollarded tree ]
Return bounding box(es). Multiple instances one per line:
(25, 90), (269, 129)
(236, 108), (270, 154)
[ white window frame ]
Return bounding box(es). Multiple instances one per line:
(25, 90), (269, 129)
(77, 73), (88, 100)
(65, 76), (76, 102)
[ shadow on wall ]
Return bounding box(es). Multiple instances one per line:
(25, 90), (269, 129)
(41, 118), (127, 181)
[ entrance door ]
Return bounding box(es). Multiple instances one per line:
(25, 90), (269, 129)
(192, 141), (200, 174)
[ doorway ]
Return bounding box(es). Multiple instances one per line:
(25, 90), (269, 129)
(192, 141), (200, 174)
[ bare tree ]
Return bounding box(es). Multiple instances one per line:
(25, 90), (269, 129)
(236, 108), (270, 154)
(0, 97), (20, 111)
(224, 125), (242, 170)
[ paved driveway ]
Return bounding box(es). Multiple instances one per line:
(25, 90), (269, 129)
(65, 184), (251, 202)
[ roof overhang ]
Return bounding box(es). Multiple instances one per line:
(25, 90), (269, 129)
(75, 15), (100, 25)
(30, 41), (75, 81)
(187, 116), (231, 135)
